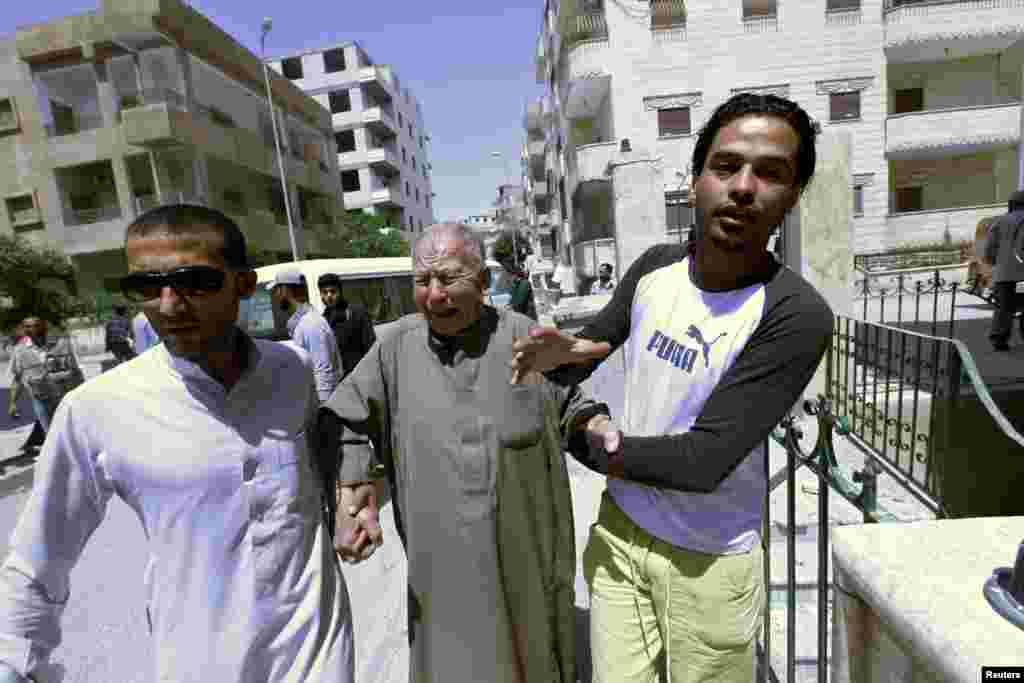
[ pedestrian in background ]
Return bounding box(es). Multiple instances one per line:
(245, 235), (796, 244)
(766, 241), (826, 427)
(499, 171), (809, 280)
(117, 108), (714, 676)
(0, 204), (355, 683)
(270, 269), (341, 402)
(104, 304), (136, 364)
(983, 190), (1024, 351)
(6, 317), (84, 434)
(589, 262), (617, 294)
(317, 273), (376, 378)
(502, 257), (537, 320)
(132, 309), (160, 354)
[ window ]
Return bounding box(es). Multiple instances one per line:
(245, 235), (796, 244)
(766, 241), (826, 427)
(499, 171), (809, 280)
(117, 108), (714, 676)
(408, 123), (413, 137)
(893, 88), (923, 115)
(651, 0), (686, 28)
(335, 130), (356, 153)
(419, 135), (424, 149)
(405, 181), (410, 196)
(743, 0), (776, 17)
(412, 156), (417, 171)
(322, 48), (346, 73)
(827, 0), (860, 8)
(829, 91), (861, 121)
(5, 193), (41, 229)
(894, 187), (922, 213)
(329, 90), (351, 114)
(408, 215), (414, 229)
(341, 170), (361, 192)
(657, 107), (691, 137)
(402, 147), (407, 163)
(853, 185), (864, 216)
(398, 112), (404, 127)
(0, 97), (19, 133)
(665, 192), (694, 232)
(415, 187), (420, 202)
(281, 57), (303, 80)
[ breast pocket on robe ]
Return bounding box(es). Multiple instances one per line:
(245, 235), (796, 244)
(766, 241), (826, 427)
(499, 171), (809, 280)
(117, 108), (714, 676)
(497, 384), (546, 450)
(441, 417), (501, 526)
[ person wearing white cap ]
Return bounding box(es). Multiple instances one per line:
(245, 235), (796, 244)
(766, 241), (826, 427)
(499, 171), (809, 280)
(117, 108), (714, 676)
(269, 269), (341, 402)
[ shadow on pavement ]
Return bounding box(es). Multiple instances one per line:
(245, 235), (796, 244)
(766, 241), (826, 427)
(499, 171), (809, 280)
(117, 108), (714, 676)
(0, 388), (35, 431)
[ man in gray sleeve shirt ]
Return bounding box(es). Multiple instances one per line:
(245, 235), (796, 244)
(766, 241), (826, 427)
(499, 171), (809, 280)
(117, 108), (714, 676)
(269, 269), (342, 402)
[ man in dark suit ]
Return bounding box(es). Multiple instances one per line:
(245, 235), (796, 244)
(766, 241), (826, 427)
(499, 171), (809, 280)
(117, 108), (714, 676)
(983, 190), (1024, 351)
(317, 273), (377, 377)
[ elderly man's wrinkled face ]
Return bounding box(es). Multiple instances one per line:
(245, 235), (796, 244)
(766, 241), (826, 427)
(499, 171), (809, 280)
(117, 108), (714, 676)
(414, 238), (487, 336)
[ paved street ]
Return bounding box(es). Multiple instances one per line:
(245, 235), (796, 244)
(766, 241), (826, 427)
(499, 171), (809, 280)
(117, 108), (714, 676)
(0, 351), (935, 682)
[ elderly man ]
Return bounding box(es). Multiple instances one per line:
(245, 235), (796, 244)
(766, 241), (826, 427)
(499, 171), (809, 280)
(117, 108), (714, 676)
(0, 204), (354, 682)
(7, 317), (84, 433)
(326, 222), (612, 683)
(269, 269), (341, 401)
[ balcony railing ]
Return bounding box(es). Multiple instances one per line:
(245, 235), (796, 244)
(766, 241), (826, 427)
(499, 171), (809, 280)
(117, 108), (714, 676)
(119, 88), (186, 111)
(886, 102), (1021, 159)
(742, 13), (779, 32)
(883, 0), (1024, 57)
(66, 205), (122, 226)
(11, 207), (42, 227)
(563, 12), (608, 49)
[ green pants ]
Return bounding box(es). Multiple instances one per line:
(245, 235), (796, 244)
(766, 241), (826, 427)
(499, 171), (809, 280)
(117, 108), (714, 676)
(582, 493), (764, 683)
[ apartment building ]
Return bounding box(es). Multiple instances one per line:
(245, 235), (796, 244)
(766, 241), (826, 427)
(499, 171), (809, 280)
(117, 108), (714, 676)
(0, 0), (344, 296)
(268, 43), (435, 235)
(528, 0), (1024, 279)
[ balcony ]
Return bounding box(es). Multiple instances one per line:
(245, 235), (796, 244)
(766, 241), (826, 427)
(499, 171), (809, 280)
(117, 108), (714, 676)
(885, 102), (1021, 159)
(359, 65), (396, 102)
(562, 11), (608, 51)
(575, 140), (618, 185)
(525, 100), (544, 132)
(883, 0), (1024, 63)
(528, 139), (546, 161)
(886, 203), (1004, 245)
(371, 186), (401, 208)
(366, 146), (401, 177)
(362, 107), (397, 138)
(10, 207), (42, 228)
(62, 211), (128, 255)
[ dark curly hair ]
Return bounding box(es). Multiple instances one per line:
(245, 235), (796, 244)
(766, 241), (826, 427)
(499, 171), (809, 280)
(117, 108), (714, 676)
(691, 93), (819, 194)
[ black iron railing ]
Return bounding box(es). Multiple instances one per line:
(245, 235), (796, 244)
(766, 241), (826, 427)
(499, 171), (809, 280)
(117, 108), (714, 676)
(759, 317), (1024, 681)
(854, 269), (963, 336)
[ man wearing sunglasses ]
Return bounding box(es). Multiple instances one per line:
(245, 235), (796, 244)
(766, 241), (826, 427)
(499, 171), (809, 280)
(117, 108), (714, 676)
(0, 204), (356, 683)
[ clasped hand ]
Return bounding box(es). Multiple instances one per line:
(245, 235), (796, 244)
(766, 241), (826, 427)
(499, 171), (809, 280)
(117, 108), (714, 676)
(333, 480), (386, 564)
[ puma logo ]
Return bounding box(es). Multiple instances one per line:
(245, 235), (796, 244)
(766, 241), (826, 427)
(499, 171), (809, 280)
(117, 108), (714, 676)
(685, 325), (727, 368)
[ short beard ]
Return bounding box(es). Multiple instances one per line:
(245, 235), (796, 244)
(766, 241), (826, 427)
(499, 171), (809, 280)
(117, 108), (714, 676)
(164, 323), (239, 361)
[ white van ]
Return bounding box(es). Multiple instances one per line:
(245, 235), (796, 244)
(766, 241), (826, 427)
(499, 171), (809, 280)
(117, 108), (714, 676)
(237, 257), (416, 340)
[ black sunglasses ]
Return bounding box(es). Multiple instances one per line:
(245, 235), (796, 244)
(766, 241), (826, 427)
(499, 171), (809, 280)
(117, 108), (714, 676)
(119, 266), (228, 302)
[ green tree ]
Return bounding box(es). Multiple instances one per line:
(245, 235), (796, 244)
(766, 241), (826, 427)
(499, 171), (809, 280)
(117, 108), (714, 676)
(0, 234), (85, 332)
(491, 229), (531, 267)
(311, 212), (410, 258)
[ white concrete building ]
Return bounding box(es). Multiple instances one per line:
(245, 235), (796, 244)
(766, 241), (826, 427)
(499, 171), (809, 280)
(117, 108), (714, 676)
(269, 42), (435, 234)
(529, 0), (1024, 276)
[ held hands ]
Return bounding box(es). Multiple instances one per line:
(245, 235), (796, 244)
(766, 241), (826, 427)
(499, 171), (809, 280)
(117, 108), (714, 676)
(509, 327), (608, 384)
(333, 480), (386, 564)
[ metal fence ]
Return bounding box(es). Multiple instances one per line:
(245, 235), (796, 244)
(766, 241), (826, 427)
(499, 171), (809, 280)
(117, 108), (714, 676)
(758, 316), (1024, 681)
(854, 268), (964, 335)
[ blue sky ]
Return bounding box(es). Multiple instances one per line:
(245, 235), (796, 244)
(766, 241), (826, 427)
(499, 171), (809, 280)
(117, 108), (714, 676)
(1, 0), (546, 223)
